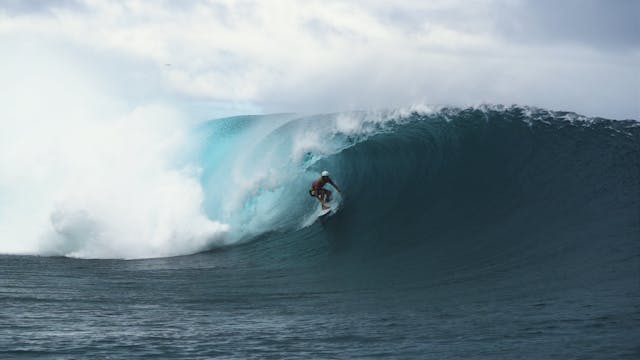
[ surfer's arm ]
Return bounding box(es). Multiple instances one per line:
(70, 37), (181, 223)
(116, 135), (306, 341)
(329, 179), (341, 193)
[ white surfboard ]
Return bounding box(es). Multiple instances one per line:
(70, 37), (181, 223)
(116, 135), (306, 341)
(299, 201), (341, 228)
(318, 207), (332, 217)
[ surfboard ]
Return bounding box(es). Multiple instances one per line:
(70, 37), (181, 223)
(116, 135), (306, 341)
(300, 198), (342, 228)
(319, 200), (341, 218)
(319, 207), (332, 217)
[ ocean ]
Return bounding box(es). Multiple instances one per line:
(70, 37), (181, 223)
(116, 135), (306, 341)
(1, 106), (638, 358)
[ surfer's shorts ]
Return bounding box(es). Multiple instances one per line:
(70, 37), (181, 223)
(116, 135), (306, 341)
(310, 180), (321, 197)
(309, 183), (324, 197)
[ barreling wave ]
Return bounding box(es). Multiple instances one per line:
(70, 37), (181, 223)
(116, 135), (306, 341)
(195, 106), (639, 289)
(2, 105), (638, 265)
(312, 107), (639, 284)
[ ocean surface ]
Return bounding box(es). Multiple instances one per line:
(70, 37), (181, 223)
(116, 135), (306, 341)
(1, 106), (639, 358)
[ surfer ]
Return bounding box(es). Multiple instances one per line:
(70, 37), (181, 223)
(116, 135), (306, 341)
(309, 170), (341, 210)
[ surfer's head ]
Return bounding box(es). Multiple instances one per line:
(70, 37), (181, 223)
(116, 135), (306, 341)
(321, 170), (329, 178)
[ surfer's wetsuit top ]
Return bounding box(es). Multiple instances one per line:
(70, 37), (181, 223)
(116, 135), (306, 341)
(309, 178), (320, 196)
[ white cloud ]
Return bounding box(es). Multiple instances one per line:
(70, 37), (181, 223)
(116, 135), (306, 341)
(0, 0), (637, 119)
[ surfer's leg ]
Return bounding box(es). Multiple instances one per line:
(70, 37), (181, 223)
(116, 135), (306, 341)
(325, 189), (332, 202)
(317, 190), (329, 209)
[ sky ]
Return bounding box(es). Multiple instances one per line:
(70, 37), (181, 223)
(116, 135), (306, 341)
(0, 0), (638, 120)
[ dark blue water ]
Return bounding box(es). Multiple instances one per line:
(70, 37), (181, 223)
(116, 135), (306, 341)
(1, 107), (639, 358)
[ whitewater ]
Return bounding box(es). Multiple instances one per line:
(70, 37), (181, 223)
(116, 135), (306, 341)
(0, 104), (428, 259)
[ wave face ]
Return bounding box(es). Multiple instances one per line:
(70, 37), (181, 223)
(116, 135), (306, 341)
(318, 108), (638, 285)
(1, 105), (638, 267)
(193, 106), (639, 288)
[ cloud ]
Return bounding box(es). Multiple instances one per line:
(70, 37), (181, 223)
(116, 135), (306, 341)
(0, 0), (86, 16)
(0, 0), (637, 119)
(494, 0), (640, 51)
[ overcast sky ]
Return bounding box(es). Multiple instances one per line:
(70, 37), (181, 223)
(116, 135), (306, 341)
(1, 0), (638, 119)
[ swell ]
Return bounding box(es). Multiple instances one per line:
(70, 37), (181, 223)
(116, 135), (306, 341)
(254, 107), (639, 288)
